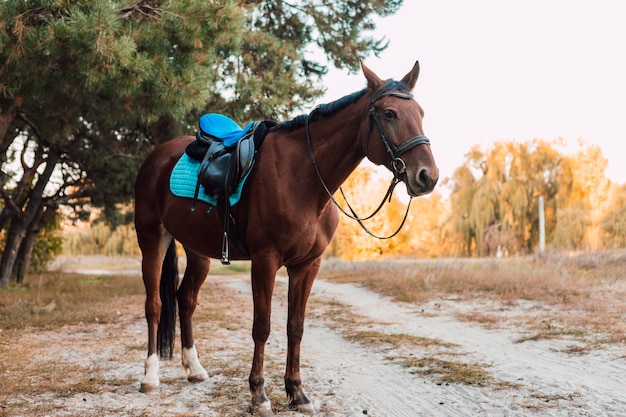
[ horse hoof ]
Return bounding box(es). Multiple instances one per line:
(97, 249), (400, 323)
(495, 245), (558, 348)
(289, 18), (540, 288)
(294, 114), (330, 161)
(139, 383), (159, 394)
(187, 373), (208, 383)
(250, 400), (274, 417)
(290, 402), (316, 415)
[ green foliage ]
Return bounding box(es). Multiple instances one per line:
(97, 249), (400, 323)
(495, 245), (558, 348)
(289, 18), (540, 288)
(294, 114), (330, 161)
(29, 213), (63, 272)
(1, 0), (402, 281)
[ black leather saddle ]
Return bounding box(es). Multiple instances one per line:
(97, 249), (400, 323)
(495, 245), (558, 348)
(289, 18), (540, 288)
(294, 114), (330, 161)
(184, 114), (275, 264)
(192, 121), (258, 203)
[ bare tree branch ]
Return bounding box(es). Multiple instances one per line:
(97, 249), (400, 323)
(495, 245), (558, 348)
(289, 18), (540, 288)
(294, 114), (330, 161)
(16, 110), (43, 142)
(0, 185), (20, 214)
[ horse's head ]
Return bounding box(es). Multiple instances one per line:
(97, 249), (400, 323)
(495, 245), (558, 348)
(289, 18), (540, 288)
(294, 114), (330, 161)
(360, 61), (439, 197)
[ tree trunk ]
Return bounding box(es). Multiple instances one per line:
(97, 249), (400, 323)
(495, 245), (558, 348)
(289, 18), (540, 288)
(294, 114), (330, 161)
(0, 216), (27, 286)
(14, 227), (36, 284)
(0, 151), (59, 286)
(0, 97), (22, 164)
(14, 205), (54, 283)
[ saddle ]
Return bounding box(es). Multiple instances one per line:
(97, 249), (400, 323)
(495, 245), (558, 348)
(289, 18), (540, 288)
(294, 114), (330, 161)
(185, 114), (274, 264)
(191, 115), (258, 203)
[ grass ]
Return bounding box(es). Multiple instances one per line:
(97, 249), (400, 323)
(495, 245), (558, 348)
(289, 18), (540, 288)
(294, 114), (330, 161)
(318, 250), (626, 345)
(514, 322), (588, 344)
(348, 330), (457, 350)
(0, 272), (145, 331)
(50, 254), (252, 276)
(2, 251), (625, 414)
(395, 356), (493, 386)
(307, 297), (496, 387)
(0, 271), (146, 416)
(0, 267), (254, 417)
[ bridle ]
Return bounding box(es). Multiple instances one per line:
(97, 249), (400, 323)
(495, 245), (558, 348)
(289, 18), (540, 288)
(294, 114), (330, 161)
(306, 88), (431, 239)
(366, 91), (431, 178)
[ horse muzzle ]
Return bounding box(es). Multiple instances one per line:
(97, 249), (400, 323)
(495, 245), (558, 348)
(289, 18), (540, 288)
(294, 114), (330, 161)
(405, 164), (439, 197)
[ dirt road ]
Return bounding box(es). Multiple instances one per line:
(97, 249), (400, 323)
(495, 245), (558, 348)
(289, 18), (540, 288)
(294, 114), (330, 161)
(5, 273), (626, 416)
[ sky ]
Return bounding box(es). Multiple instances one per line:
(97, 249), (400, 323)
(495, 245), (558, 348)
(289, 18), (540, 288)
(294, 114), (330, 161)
(317, 0), (626, 185)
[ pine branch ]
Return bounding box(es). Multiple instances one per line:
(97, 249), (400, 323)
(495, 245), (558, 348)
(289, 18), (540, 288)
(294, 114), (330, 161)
(119, 1), (163, 20)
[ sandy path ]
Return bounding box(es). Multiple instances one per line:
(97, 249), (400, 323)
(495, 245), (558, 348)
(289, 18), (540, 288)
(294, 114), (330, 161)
(224, 275), (626, 416)
(5, 273), (626, 416)
(300, 278), (626, 416)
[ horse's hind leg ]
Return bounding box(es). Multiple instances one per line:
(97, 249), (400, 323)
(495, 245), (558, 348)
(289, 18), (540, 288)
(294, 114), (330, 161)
(284, 258), (320, 415)
(137, 226), (172, 394)
(178, 249), (210, 383)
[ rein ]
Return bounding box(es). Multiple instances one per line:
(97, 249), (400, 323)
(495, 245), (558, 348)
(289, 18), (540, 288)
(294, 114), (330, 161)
(305, 90), (429, 240)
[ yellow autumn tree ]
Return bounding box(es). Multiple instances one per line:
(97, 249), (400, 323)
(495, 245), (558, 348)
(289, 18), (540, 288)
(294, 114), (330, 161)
(447, 139), (563, 256)
(329, 164), (420, 260)
(447, 164), (478, 256)
(404, 190), (449, 257)
(601, 183), (626, 248)
(554, 140), (611, 250)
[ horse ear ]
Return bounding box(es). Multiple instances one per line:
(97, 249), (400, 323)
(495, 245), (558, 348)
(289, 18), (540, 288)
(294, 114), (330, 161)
(361, 61), (384, 90)
(400, 61), (420, 90)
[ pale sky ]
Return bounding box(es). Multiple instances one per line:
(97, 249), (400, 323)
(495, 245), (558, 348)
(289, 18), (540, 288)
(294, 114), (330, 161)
(318, 0), (626, 185)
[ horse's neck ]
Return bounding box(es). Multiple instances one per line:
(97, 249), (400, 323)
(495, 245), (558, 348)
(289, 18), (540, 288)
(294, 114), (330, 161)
(305, 104), (367, 194)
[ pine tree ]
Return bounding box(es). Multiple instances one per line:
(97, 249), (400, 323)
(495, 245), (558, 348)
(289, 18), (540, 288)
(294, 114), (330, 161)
(0, 0), (404, 285)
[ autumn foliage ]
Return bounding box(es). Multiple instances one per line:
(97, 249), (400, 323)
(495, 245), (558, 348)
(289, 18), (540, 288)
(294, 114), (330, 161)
(331, 139), (624, 260)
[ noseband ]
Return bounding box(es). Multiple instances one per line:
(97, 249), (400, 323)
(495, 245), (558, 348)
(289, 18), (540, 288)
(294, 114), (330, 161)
(305, 88), (430, 239)
(366, 91), (430, 178)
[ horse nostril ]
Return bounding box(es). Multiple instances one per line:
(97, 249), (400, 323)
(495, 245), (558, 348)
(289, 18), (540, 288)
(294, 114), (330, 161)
(417, 167), (431, 187)
(415, 166), (439, 191)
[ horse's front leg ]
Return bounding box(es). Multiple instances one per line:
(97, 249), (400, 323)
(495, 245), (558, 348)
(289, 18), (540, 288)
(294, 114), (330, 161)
(284, 258), (320, 415)
(248, 255), (279, 417)
(178, 250), (210, 383)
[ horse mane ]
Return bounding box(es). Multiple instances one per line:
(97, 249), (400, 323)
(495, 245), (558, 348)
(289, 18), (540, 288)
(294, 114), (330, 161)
(274, 79), (411, 132)
(274, 88), (367, 131)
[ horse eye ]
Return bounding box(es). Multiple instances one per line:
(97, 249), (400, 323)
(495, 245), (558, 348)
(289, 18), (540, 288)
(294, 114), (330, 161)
(383, 109), (397, 119)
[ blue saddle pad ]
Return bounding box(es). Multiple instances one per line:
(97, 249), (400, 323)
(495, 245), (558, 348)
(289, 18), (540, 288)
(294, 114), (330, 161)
(170, 153), (251, 207)
(199, 113), (255, 147)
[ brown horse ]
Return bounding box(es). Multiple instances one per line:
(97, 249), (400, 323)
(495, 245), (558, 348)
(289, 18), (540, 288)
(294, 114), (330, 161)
(134, 61), (438, 416)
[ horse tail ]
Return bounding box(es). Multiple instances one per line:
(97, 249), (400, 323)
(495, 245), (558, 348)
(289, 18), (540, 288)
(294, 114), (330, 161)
(157, 239), (179, 360)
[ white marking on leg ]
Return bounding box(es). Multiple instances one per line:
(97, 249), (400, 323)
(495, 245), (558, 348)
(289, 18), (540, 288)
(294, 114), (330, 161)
(251, 400), (274, 417)
(140, 353), (160, 393)
(182, 345), (208, 382)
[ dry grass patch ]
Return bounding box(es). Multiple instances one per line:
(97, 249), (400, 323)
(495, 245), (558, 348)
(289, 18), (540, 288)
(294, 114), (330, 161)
(522, 391), (583, 411)
(454, 311), (501, 327)
(348, 330), (457, 350)
(394, 356), (493, 386)
(307, 297), (480, 387)
(515, 321), (588, 344)
(0, 272), (144, 331)
(0, 270), (259, 417)
(308, 297), (375, 329)
(319, 251), (626, 345)
(192, 280), (250, 331)
(0, 272), (146, 416)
